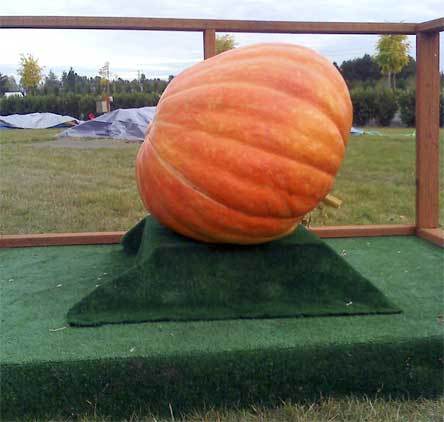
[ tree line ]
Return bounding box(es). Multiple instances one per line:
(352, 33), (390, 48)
(0, 34), (427, 97)
(337, 54), (417, 90)
(0, 65), (172, 97)
(0, 54), (419, 98)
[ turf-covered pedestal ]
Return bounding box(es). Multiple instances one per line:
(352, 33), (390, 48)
(67, 217), (399, 326)
(1, 232), (443, 419)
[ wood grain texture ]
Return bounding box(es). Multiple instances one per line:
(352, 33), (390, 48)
(416, 32), (440, 229)
(0, 232), (123, 248)
(0, 16), (417, 34)
(311, 225), (416, 238)
(417, 18), (444, 32)
(0, 225), (416, 248)
(416, 228), (444, 248)
(203, 29), (216, 59)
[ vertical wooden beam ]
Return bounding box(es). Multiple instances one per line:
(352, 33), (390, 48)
(203, 29), (216, 59)
(416, 31), (440, 229)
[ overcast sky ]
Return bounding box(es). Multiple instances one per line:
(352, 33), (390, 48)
(1, 0), (443, 81)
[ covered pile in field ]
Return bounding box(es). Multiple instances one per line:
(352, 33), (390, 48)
(351, 127), (364, 135)
(0, 112), (79, 129)
(60, 107), (156, 141)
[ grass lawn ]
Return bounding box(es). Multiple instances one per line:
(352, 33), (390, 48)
(1, 127), (443, 422)
(30, 397), (444, 421)
(0, 129), (144, 234)
(1, 127), (443, 234)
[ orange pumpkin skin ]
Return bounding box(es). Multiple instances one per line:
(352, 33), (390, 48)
(136, 43), (352, 244)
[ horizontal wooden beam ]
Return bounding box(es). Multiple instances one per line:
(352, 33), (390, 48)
(311, 224), (416, 238)
(0, 16), (417, 34)
(0, 225), (416, 248)
(417, 18), (444, 33)
(0, 232), (123, 248)
(416, 228), (444, 248)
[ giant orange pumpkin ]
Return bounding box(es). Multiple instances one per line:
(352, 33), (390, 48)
(136, 43), (352, 244)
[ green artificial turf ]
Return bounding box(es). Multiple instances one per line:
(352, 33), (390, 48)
(1, 235), (443, 419)
(68, 218), (399, 326)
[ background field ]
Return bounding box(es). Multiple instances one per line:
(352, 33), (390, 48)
(1, 127), (443, 234)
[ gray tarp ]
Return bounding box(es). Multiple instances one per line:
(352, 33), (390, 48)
(0, 112), (79, 129)
(60, 107), (156, 141)
(62, 108), (363, 140)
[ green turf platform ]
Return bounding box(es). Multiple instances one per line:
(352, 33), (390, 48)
(68, 218), (399, 326)
(1, 235), (443, 419)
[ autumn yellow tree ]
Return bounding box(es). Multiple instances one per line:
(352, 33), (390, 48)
(17, 54), (43, 95)
(375, 35), (410, 90)
(216, 34), (237, 54)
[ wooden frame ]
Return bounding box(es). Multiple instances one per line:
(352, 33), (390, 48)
(0, 16), (417, 34)
(416, 228), (444, 247)
(203, 29), (216, 59)
(0, 225), (417, 248)
(0, 232), (123, 248)
(0, 16), (442, 248)
(416, 31), (440, 229)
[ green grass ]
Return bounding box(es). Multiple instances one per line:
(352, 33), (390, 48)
(312, 127), (444, 226)
(0, 127), (443, 234)
(28, 397), (444, 421)
(0, 129), (144, 234)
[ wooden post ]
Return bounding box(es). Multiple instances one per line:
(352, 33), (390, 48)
(203, 29), (216, 59)
(416, 31), (440, 229)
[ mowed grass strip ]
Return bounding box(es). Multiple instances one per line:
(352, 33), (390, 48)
(1, 128), (443, 234)
(0, 129), (145, 234)
(312, 127), (444, 226)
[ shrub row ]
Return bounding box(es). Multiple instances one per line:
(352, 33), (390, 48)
(1, 90), (442, 127)
(398, 89), (444, 127)
(350, 88), (444, 127)
(0, 93), (160, 119)
(397, 90), (416, 127)
(350, 88), (398, 127)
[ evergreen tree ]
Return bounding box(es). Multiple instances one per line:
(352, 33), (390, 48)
(0, 72), (8, 95)
(340, 54), (381, 84)
(43, 70), (61, 95)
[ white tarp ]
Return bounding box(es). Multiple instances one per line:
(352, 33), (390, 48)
(0, 112), (79, 129)
(60, 107), (156, 141)
(350, 127), (364, 136)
